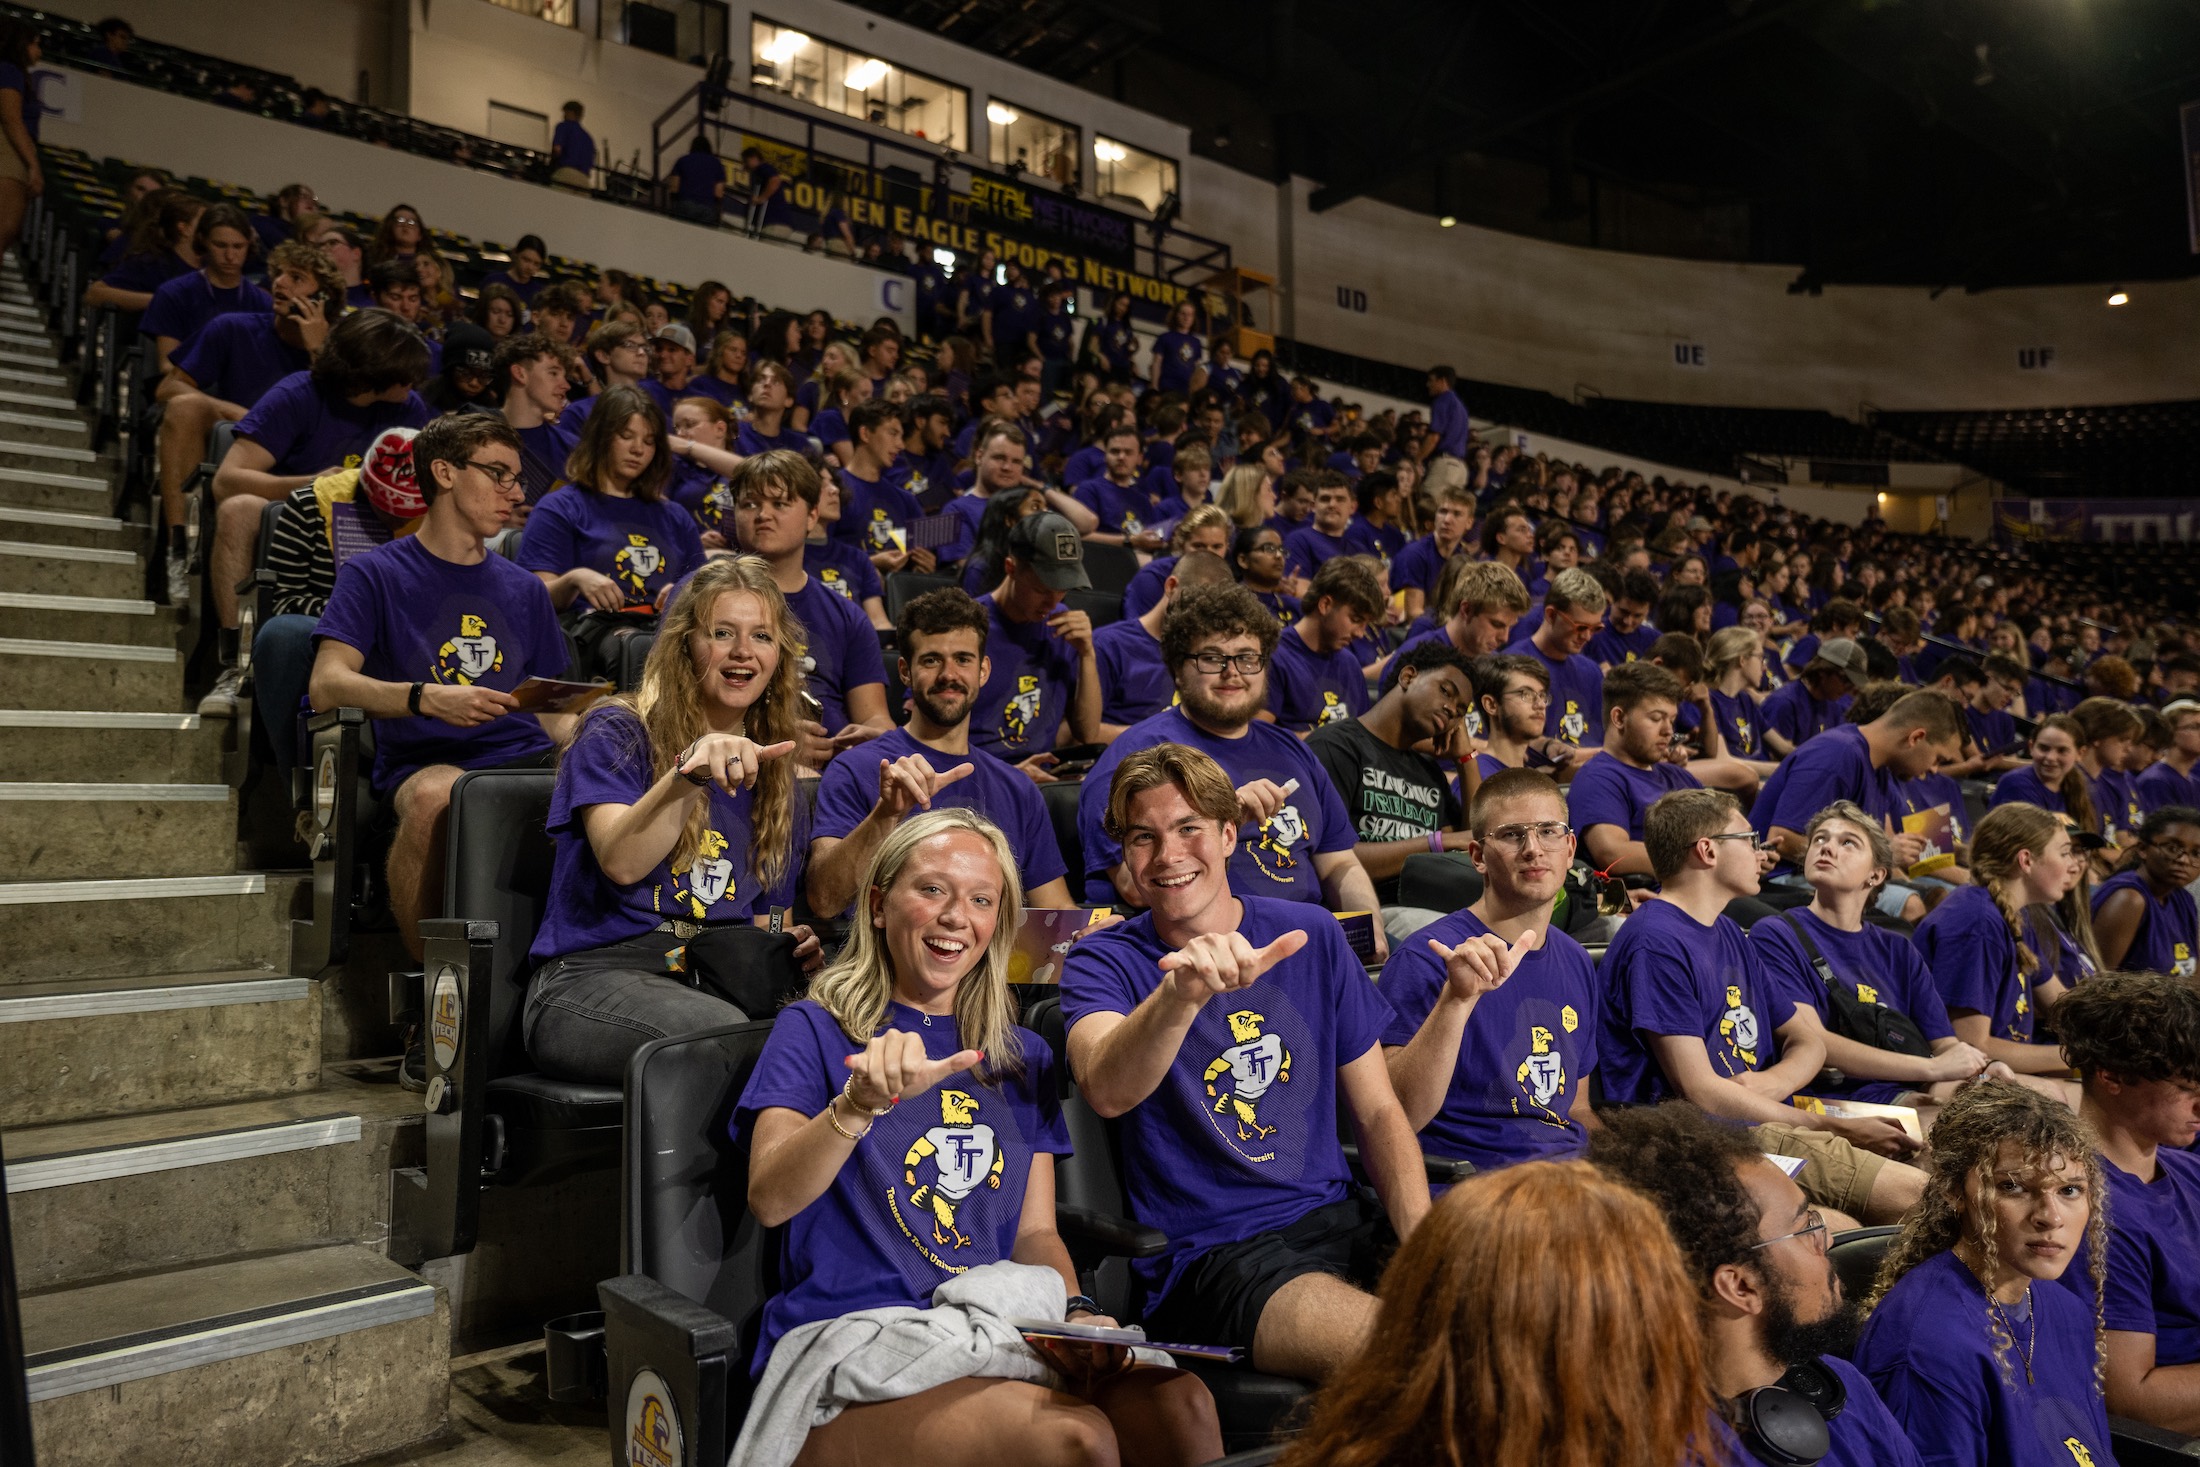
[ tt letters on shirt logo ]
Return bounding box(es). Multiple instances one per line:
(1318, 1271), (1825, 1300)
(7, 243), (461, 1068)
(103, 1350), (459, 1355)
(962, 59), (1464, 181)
(1559, 698), (1588, 743)
(1002, 674), (1043, 744)
(1513, 1024), (1569, 1127)
(434, 613), (502, 684)
(1203, 1010), (1292, 1162)
(1718, 985), (1761, 1072)
(664, 829), (735, 919)
(1246, 804), (1308, 882)
(614, 534), (663, 597)
(889, 1088), (1004, 1269)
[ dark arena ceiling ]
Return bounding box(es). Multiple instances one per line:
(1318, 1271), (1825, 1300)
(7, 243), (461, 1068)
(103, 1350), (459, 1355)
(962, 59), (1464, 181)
(846, 0), (2200, 292)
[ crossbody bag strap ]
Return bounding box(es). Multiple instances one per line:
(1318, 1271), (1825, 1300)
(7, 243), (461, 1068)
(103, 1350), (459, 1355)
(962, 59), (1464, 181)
(1778, 910), (1843, 1000)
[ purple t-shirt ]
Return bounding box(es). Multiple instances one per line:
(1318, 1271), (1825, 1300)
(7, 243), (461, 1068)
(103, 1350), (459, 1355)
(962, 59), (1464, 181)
(802, 541), (884, 609)
(1428, 389), (1470, 458)
(1750, 909), (1955, 1103)
(1567, 751), (1702, 846)
(1151, 330), (1202, 394)
(734, 1000), (1070, 1374)
(1376, 910), (1598, 1172)
(1075, 705), (1354, 904)
(1913, 884), (2033, 1043)
(1281, 525), (1350, 582)
(312, 534), (565, 792)
(831, 469), (924, 555)
(1072, 476), (1157, 540)
(1586, 622), (1660, 667)
(531, 704), (796, 959)
(171, 312), (310, 410)
(668, 149), (723, 206)
(1708, 687), (1770, 760)
(515, 486), (704, 605)
(1856, 1249), (2112, 1467)
(811, 727), (1066, 894)
(1989, 765), (2066, 813)
(1265, 625), (1369, 734)
(2091, 869), (2199, 978)
(1707, 1355), (1927, 1467)
(141, 272), (272, 347)
(1761, 680), (1851, 747)
(1753, 724), (1899, 872)
(550, 118), (596, 175)
(2137, 760), (2200, 815)
(2064, 1147), (2200, 1366)
(1389, 534), (1459, 599)
(970, 594), (1079, 761)
(235, 370), (433, 477)
(1058, 897), (1391, 1314)
(101, 248), (192, 296)
(1121, 555), (1175, 619)
(1503, 635), (1601, 748)
(1092, 616), (1174, 727)
(1597, 898), (1777, 1105)
(2093, 767), (2145, 843)
(736, 419), (812, 458)
(665, 458), (733, 539)
(782, 574), (886, 734)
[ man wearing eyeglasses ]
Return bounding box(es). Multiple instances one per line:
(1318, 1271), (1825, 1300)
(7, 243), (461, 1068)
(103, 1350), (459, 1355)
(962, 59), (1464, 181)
(1501, 567), (1609, 751)
(1377, 768), (1604, 1173)
(311, 415), (573, 960)
(1599, 789), (1927, 1225)
(1076, 584), (1387, 957)
(1591, 1105), (1928, 1467)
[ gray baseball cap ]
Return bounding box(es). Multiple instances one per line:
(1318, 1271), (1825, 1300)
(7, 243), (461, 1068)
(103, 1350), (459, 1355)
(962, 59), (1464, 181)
(1807, 637), (1871, 688)
(650, 322), (697, 353)
(1006, 511), (1092, 592)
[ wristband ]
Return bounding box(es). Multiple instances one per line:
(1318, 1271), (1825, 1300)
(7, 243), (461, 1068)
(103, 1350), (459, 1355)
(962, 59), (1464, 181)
(1427, 831), (1445, 854)
(407, 682), (424, 716)
(1064, 1294), (1102, 1319)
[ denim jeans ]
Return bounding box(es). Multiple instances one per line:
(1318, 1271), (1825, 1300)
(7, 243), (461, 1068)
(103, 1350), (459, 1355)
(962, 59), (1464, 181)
(253, 613), (319, 776)
(523, 930), (744, 1084)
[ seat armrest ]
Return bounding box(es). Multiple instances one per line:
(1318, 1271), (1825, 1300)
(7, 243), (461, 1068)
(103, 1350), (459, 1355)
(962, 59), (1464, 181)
(308, 705), (369, 734)
(1057, 1203), (1169, 1260)
(600, 1273), (737, 1467)
(1342, 1143), (1474, 1186)
(599, 1274), (736, 1359)
(2108, 1415), (2200, 1465)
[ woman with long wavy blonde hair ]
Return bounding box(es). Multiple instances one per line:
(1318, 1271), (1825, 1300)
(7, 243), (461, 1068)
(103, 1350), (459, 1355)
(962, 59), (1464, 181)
(1854, 1081), (2112, 1466)
(522, 556), (822, 1083)
(1277, 1160), (1722, 1467)
(737, 806), (1224, 1466)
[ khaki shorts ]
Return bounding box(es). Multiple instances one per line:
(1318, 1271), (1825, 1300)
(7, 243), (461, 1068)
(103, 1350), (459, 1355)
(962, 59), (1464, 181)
(1751, 1122), (1886, 1218)
(1425, 454), (1468, 496)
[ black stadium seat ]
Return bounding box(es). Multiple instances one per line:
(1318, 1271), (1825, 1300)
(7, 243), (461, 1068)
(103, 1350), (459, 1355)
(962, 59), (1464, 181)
(1080, 542), (1139, 597)
(883, 569), (956, 625)
(1041, 777), (1086, 897)
(1827, 1225), (1897, 1308)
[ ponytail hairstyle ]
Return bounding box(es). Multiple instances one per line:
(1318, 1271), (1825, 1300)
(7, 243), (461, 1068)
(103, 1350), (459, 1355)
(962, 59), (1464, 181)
(2033, 713), (2097, 836)
(1968, 802), (2068, 976)
(1866, 1080), (2106, 1396)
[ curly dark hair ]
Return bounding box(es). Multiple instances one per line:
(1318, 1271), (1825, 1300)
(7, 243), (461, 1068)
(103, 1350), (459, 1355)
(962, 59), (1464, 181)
(1587, 1102), (1768, 1290)
(2056, 969), (2200, 1086)
(896, 587), (989, 653)
(1159, 582), (1282, 671)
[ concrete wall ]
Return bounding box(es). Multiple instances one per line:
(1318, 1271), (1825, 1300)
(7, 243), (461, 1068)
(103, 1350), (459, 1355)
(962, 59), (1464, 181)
(41, 68), (911, 330)
(35, 0), (400, 105)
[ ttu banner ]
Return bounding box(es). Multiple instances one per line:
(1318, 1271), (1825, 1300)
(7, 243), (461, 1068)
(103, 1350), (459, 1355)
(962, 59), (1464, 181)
(1994, 498), (2200, 545)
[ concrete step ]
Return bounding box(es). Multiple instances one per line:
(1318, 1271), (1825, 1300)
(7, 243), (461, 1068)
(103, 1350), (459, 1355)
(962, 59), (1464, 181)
(0, 539), (143, 598)
(22, 1244), (447, 1467)
(0, 710), (219, 780)
(0, 636), (180, 712)
(0, 463), (111, 512)
(0, 590), (173, 646)
(0, 872), (305, 984)
(0, 363), (68, 388)
(0, 385), (85, 413)
(0, 407), (92, 447)
(0, 969), (319, 1126)
(0, 781), (235, 881)
(0, 437), (99, 475)
(0, 502), (133, 549)
(0, 343), (60, 369)
(6, 1065), (420, 1290)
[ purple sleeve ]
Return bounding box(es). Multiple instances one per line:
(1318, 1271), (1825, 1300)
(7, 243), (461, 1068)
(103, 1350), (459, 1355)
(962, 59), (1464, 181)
(1765, 744), (1848, 834)
(514, 493), (582, 575)
(1010, 779), (1069, 891)
(140, 278), (191, 340)
(1059, 932), (1140, 1027)
(234, 373), (315, 466)
(547, 710), (651, 834)
(1892, 942), (1956, 1042)
(170, 316), (230, 389)
(518, 571), (568, 678)
(1749, 920), (1827, 1027)
(2101, 1196), (2162, 1336)
(842, 610), (887, 693)
(1023, 1039), (1073, 1155)
(1374, 941), (1445, 1048)
(1916, 906), (1999, 1017)
(1322, 922), (1395, 1064)
(811, 750), (877, 842)
(1616, 930), (1711, 1042)
(733, 1004), (839, 1139)
(1565, 758), (1634, 839)
(310, 554), (381, 657)
(667, 503), (706, 579)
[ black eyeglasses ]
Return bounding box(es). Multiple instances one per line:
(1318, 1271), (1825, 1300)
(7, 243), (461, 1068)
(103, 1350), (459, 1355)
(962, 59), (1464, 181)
(1704, 831), (1766, 849)
(1190, 650), (1268, 675)
(464, 459), (523, 491)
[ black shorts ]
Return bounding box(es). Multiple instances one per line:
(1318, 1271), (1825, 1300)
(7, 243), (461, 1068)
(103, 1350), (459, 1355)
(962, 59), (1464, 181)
(1143, 1194), (1393, 1351)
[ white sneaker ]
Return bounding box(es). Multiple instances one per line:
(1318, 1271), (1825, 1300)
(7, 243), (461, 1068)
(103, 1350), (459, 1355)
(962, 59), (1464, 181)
(165, 549), (190, 606)
(197, 663), (245, 717)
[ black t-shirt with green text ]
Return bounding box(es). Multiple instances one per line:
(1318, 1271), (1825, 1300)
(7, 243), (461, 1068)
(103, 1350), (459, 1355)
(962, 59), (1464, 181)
(1307, 717), (1460, 905)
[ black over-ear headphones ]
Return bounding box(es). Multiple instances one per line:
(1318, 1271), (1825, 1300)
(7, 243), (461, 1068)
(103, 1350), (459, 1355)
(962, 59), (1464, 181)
(1731, 1358), (1847, 1466)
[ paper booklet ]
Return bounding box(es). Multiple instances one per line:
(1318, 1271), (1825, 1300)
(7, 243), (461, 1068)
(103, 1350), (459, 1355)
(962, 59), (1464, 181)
(1007, 1317), (1244, 1363)
(506, 677), (614, 714)
(1790, 1095), (1925, 1143)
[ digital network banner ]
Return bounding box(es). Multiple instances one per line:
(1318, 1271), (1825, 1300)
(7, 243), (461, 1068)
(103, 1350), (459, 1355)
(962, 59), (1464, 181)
(1994, 498), (2200, 546)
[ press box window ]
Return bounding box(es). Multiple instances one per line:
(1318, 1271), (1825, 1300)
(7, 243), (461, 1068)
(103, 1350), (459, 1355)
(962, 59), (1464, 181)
(987, 100), (1079, 189)
(750, 19), (968, 152)
(1091, 136), (1178, 214)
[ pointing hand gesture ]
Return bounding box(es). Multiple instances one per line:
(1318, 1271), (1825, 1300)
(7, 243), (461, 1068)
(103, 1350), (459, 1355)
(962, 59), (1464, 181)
(1157, 930), (1308, 1007)
(842, 1031), (984, 1113)
(678, 733), (797, 795)
(875, 755), (975, 820)
(1427, 927), (1540, 1005)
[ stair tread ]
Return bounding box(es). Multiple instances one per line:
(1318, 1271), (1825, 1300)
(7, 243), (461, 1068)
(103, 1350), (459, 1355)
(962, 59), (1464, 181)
(0, 967), (303, 1004)
(0, 872), (267, 904)
(3, 1061), (411, 1163)
(0, 709), (195, 726)
(20, 1242), (426, 1353)
(0, 781), (229, 799)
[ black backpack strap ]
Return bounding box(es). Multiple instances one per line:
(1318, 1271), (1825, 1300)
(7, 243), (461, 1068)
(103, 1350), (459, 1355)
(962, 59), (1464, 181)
(1779, 910), (1842, 1000)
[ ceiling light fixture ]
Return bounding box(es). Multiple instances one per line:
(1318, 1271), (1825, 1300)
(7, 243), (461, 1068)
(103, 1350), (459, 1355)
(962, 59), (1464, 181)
(2108, 292), (2129, 306)
(762, 29), (808, 64)
(844, 57), (889, 91)
(986, 102), (1018, 126)
(1439, 214), (1457, 228)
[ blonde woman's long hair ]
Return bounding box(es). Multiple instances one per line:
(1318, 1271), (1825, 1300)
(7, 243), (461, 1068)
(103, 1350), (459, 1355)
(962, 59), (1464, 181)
(808, 807), (1026, 1083)
(1216, 463), (1271, 529)
(1970, 801), (2066, 977)
(575, 556), (804, 894)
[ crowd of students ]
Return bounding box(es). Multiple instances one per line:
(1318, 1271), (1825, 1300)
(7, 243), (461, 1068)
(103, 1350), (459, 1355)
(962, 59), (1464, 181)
(70, 122), (2200, 1467)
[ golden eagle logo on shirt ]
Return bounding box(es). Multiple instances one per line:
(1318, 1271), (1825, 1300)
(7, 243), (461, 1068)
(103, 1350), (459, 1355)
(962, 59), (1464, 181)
(433, 613), (502, 685)
(1116, 509), (1146, 537)
(888, 1088), (1003, 1268)
(1002, 675), (1043, 744)
(1512, 1025), (1568, 1127)
(865, 505), (900, 551)
(1559, 698), (1587, 743)
(2065, 1440), (2098, 1467)
(1203, 1009), (1291, 1161)
(1246, 804), (1308, 882)
(612, 533), (664, 597)
(1316, 690), (1350, 727)
(1732, 713), (1755, 755)
(819, 567), (855, 601)
(1718, 984), (1761, 1072)
(697, 479), (733, 531)
(664, 829), (735, 919)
